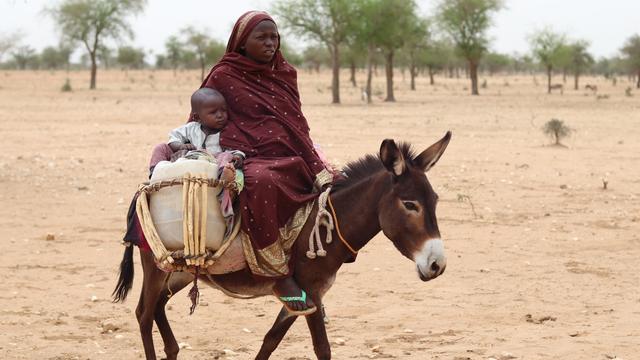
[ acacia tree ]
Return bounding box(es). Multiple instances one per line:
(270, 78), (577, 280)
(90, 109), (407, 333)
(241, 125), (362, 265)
(621, 34), (640, 89)
(372, 0), (419, 101)
(341, 44), (364, 87)
(0, 32), (23, 63)
(391, 1), (431, 90)
(529, 29), (566, 94)
(40, 46), (73, 70)
(117, 46), (145, 70)
(351, 0), (380, 104)
(301, 45), (329, 73)
(273, 0), (356, 104)
(279, 41), (304, 66)
(351, 0), (401, 103)
(404, 18), (432, 90)
(183, 27), (224, 81)
(97, 45), (114, 69)
(419, 40), (452, 85)
(483, 52), (511, 75)
(12, 46), (37, 69)
(567, 40), (593, 90)
(437, 0), (502, 95)
(48, 0), (146, 89)
(164, 36), (184, 75)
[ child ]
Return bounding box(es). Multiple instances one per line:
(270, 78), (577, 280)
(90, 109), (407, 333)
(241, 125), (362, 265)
(123, 88), (243, 251)
(149, 87), (245, 185)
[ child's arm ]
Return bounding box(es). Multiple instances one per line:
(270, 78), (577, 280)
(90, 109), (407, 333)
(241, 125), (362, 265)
(168, 142), (196, 152)
(168, 124), (197, 152)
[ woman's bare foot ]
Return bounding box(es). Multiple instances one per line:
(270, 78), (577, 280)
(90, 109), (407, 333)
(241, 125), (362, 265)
(273, 277), (316, 315)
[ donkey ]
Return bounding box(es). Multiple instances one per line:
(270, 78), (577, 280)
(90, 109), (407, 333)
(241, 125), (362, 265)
(113, 132), (451, 360)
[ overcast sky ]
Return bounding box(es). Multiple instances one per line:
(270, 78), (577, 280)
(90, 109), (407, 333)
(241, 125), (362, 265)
(1, 0), (639, 61)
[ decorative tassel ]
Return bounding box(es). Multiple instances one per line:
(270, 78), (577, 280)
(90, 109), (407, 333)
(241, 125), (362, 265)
(188, 267), (200, 315)
(306, 187), (334, 259)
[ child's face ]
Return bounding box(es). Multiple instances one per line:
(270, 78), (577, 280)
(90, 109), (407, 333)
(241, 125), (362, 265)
(197, 95), (228, 131)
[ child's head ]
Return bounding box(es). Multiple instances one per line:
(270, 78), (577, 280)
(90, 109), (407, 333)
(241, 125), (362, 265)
(191, 88), (228, 131)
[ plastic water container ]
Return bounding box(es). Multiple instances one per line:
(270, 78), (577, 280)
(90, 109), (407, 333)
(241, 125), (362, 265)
(148, 158), (227, 251)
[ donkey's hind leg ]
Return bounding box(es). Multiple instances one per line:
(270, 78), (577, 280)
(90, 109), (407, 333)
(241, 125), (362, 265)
(154, 272), (192, 360)
(255, 307), (298, 360)
(136, 250), (169, 360)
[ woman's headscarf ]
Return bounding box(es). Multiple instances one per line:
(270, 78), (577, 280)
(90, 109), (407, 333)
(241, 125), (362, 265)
(196, 11), (325, 176)
(198, 11), (292, 88)
(225, 11), (278, 54)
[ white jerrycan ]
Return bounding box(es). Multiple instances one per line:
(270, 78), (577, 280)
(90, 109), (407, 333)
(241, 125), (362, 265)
(148, 158), (226, 251)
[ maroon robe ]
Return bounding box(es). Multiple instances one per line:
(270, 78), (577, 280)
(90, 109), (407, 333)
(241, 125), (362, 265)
(196, 11), (329, 277)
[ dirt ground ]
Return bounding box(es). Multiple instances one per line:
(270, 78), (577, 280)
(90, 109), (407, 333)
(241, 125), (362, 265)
(0, 68), (639, 360)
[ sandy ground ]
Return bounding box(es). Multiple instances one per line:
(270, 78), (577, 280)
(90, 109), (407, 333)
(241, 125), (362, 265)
(0, 68), (639, 360)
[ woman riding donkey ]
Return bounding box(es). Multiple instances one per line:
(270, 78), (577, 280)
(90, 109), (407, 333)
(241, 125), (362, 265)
(192, 11), (334, 315)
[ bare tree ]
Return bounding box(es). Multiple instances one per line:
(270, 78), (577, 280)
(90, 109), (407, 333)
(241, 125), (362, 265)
(437, 0), (503, 95)
(47, 0), (146, 89)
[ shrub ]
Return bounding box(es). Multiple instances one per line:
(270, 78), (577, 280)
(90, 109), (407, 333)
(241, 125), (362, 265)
(61, 78), (72, 92)
(542, 118), (572, 146)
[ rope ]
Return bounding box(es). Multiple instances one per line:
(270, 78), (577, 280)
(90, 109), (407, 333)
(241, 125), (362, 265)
(138, 178), (222, 195)
(306, 187), (334, 259)
(327, 195), (358, 256)
(136, 191), (174, 267)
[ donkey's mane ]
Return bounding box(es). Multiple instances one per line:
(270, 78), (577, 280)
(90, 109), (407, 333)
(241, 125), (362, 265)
(332, 142), (418, 192)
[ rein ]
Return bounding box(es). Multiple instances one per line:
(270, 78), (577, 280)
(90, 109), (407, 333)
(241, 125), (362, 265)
(327, 195), (358, 257)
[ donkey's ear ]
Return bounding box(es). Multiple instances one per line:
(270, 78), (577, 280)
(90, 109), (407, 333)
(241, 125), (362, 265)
(415, 131), (452, 172)
(380, 139), (405, 176)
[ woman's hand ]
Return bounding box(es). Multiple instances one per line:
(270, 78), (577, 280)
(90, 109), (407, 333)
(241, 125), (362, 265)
(312, 169), (333, 193)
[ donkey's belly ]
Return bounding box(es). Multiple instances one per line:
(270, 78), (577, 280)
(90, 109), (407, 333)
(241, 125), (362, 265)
(202, 270), (274, 298)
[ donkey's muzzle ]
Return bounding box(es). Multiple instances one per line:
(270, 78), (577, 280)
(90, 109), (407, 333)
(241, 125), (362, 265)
(414, 238), (446, 282)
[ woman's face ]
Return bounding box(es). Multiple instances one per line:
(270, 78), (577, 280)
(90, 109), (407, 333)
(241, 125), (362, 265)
(243, 20), (279, 64)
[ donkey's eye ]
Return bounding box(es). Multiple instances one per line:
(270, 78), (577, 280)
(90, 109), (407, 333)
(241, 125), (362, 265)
(403, 201), (418, 212)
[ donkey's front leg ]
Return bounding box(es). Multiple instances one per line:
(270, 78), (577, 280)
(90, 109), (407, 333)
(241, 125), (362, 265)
(255, 307), (298, 360)
(305, 300), (331, 360)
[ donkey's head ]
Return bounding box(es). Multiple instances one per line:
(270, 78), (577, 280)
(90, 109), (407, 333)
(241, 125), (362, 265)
(378, 132), (451, 282)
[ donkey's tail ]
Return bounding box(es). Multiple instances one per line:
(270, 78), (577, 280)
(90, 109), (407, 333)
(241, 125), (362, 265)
(112, 244), (135, 303)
